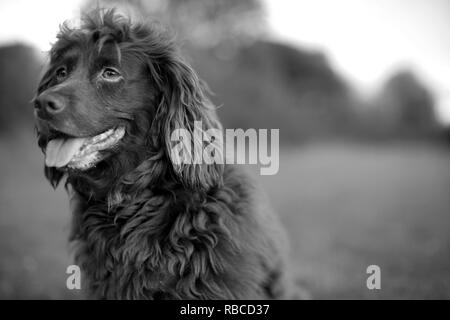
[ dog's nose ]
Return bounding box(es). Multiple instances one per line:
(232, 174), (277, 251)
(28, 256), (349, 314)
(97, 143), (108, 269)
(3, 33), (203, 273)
(34, 92), (66, 117)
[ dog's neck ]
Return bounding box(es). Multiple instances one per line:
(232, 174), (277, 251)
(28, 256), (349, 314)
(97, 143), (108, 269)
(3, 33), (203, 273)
(67, 150), (181, 211)
(65, 154), (207, 246)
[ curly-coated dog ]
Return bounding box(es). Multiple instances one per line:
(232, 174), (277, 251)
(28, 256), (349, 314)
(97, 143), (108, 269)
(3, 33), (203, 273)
(33, 9), (298, 299)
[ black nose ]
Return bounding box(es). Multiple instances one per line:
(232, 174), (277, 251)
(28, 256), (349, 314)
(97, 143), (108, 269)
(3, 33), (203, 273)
(34, 92), (66, 117)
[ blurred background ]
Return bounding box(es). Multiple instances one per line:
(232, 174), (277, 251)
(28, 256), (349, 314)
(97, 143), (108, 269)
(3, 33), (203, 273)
(0, 0), (449, 299)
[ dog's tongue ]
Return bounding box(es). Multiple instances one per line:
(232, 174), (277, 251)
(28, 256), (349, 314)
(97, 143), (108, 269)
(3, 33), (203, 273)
(45, 137), (86, 168)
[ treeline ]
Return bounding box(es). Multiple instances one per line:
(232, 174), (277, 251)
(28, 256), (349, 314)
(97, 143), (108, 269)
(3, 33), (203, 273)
(0, 0), (445, 144)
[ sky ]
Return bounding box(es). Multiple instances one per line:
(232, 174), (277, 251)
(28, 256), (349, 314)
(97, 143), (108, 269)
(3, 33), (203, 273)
(265, 0), (450, 123)
(0, 0), (449, 123)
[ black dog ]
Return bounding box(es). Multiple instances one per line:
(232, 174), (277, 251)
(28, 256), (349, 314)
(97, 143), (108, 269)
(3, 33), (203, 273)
(34, 9), (298, 299)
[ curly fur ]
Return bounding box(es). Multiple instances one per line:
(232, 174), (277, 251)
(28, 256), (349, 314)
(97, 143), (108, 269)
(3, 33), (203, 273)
(34, 9), (299, 299)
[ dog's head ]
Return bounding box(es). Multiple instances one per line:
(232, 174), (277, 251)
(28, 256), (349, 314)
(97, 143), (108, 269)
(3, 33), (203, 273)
(34, 9), (223, 195)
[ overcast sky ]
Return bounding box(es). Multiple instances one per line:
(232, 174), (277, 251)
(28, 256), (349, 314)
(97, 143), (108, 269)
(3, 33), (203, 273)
(0, 0), (449, 123)
(265, 0), (450, 123)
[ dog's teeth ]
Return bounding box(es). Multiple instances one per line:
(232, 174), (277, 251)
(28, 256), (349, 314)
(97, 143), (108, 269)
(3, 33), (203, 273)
(68, 127), (125, 169)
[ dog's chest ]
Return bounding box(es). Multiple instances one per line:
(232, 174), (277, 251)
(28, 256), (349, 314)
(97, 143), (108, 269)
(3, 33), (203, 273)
(69, 187), (239, 299)
(72, 204), (180, 299)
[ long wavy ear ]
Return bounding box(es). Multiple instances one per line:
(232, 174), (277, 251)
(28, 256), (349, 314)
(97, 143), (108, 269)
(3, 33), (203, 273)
(151, 55), (224, 191)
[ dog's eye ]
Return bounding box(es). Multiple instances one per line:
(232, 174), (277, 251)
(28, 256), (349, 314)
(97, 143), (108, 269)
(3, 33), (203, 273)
(101, 68), (121, 81)
(55, 66), (68, 81)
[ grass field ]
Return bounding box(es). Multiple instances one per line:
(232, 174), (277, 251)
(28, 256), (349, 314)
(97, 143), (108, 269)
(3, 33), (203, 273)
(1, 131), (449, 299)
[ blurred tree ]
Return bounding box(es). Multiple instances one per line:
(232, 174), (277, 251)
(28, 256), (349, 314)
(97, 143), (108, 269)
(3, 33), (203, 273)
(0, 44), (41, 134)
(83, 0), (266, 49)
(192, 41), (356, 142)
(376, 70), (439, 137)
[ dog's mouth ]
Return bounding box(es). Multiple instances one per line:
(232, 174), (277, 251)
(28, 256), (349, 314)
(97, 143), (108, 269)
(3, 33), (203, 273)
(45, 127), (125, 170)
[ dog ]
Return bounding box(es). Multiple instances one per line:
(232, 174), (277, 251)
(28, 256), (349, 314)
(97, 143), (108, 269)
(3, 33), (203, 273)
(34, 9), (298, 299)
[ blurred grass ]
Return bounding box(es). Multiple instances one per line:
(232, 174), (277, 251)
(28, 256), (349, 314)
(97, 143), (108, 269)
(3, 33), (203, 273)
(0, 131), (449, 299)
(255, 142), (450, 299)
(0, 130), (83, 299)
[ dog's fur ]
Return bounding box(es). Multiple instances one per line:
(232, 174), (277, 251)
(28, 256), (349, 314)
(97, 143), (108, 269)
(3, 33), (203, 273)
(34, 9), (297, 299)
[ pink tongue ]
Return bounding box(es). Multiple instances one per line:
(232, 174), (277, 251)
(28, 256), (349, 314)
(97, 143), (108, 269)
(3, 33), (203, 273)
(45, 137), (86, 168)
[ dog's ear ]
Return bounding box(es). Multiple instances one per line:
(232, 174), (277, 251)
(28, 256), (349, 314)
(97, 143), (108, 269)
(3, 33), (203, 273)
(151, 56), (224, 191)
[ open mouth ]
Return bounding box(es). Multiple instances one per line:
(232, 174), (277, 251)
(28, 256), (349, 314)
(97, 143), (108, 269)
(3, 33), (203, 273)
(45, 127), (125, 170)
